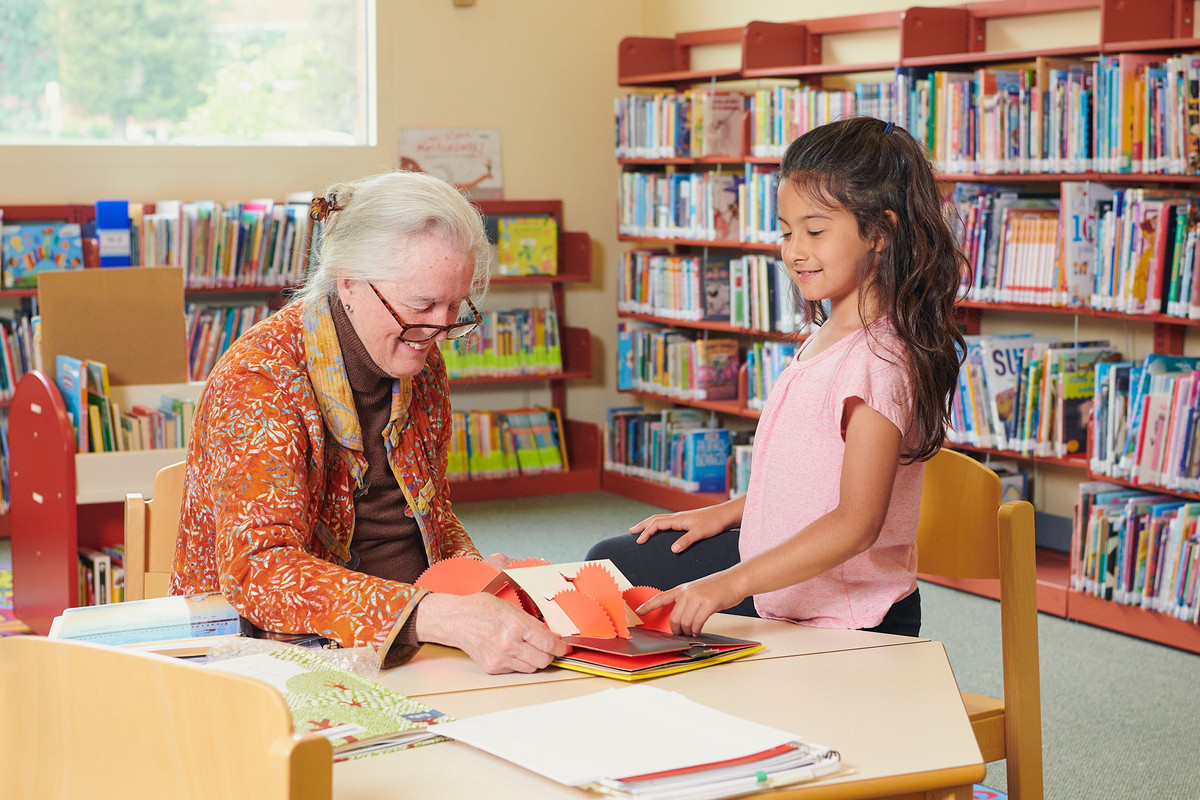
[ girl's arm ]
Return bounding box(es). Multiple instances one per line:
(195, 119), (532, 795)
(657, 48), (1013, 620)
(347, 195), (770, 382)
(637, 398), (902, 634)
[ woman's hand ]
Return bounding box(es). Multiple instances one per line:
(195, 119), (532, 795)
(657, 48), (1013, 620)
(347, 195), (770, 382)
(482, 552), (515, 571)
(628, 504), (733, 552)
(415, 592), (570, 674)
(635, 569), (747, 636)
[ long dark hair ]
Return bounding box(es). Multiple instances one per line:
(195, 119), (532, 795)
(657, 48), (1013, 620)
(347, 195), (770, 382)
(778, 117), (967, 462)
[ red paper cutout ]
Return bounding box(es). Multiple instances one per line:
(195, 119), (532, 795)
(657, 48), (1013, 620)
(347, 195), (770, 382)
(623, 585), (673, 632)
(570, 562), (630, 637)
(414, 557), (498, 594)
(552, 589), (617, 638)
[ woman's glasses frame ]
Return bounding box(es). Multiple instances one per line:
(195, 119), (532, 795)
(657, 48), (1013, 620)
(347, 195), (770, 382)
(368, 283), (482, 343)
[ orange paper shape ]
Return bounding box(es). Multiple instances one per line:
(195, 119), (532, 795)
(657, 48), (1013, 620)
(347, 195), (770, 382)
(552, 589), (617, 638)
(570, 562), (630, 637)
(623, 585), (673, 633)
(414, 557), (499, 594)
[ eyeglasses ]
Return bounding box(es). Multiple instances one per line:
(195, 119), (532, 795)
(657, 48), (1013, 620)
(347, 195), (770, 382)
(368, 283), (482, 343)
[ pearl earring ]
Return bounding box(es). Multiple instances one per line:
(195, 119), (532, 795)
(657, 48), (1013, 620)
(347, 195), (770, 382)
(345, 303), (352, 313)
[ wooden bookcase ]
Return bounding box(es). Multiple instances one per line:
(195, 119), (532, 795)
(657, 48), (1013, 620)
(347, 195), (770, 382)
(606, 0), (1200, 653)
(448, 199), (602, 500)
(7, 266), (202, 634)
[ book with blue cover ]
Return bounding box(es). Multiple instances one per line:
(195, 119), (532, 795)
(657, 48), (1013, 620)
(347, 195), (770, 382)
(2, 222), (84, 289)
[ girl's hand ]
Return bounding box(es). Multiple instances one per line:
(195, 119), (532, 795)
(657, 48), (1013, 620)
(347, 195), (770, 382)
(635, 570), (745, 636)
(629, 506), (728, 552)
(482, 552), (515, 571)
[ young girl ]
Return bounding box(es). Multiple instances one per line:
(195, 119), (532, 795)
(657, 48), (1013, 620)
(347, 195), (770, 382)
(595, 117), (966, 637)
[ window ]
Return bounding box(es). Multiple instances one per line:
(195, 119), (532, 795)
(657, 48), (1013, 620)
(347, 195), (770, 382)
(0, 0), (375, 146)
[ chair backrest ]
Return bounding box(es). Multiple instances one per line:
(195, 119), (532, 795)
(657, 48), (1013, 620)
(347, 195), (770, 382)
(916, 448), (1043, 798)
(0, 636), (332, 800)
(124, 460), (186, 601)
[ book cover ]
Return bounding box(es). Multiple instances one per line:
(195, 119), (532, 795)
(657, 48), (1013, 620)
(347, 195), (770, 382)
(2, 222), (84, 289)
(682, 427), (730, 494)
(55, 354), (88, 453)
(695, 338), (740, 402)
(95, 199), (132, 268)
(397, 127), (503, 199)
(701, 257), (732, 321)
(207, 645), (451, 761)
(496, 215), (558, 276)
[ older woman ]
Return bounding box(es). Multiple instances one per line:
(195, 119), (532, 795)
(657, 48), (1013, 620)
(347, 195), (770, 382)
(170, 170), (567, 672)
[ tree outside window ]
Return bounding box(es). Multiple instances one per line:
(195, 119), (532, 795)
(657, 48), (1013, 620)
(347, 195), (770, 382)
(0, 0), (374, 146)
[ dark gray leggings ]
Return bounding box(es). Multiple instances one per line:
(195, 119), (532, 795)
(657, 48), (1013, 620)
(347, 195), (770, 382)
(586, 528), (921, 636)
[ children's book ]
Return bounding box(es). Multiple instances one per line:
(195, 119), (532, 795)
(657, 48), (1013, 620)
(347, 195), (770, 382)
(48, 592), (243, 651)
(416, 558), (762, 681)
(55, 354), (89, 452)
(207, 645), (451, 760)
(2, 222), (84, 289)
(695, 338), (740, 401)
(496, 215), (558, 275)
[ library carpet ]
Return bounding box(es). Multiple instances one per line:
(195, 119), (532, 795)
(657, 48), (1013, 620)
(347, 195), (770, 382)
(0, 540), (32, 636)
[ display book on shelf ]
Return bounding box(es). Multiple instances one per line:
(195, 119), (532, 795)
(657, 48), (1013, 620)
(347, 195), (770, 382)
(610, 0), (1200, 651)
(443, 199), (601, 502)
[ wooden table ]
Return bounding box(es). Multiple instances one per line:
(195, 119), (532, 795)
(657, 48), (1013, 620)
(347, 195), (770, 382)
(335, 617), (984, 799)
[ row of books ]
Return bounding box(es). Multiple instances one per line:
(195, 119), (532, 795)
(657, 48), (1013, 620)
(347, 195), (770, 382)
(186, 301), (273, 382)
(614, 90), (746, 159)
(1090, 354), (1200, 494)
(0, 197), (318, 292)
(744, 339), (799, 411)
(617, 324), (740, 403)
(1072, 483), (1200, 622)
(617, 251), (806, 334)
(948, 335), (1117, 459)
(446, 407), (567, 481)
(0, 313), (37, 401)
(616, 52), (1200, 177)
(128, 196), (317, 288)
(604, 406), (736, 494)
(618, 164), (782, 246)
(78, 544), (125, 607)
(443, 307), (562, 378)
(54, 355), (197, 453)
(953, 181), (1200, 317)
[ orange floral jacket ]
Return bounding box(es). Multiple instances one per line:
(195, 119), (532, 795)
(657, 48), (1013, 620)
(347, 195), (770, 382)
(170, 297), (480, 665)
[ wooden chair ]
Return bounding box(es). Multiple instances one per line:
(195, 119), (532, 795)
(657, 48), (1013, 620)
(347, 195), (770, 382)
(0, 635), (331, 799)
(916, 448), (1043, 800)
(124, 460), (186, 601)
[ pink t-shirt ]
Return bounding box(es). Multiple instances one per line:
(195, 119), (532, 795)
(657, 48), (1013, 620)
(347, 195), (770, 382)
(738, 321), (924, 629)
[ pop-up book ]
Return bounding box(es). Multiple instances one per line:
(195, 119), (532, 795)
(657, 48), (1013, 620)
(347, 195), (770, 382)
(415, 558), (762, 680)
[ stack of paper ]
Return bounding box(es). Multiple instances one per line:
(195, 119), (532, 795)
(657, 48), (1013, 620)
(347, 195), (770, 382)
(433, 684), (840, 799)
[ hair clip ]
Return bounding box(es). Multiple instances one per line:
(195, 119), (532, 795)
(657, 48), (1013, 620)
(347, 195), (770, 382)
(883, 121), (896, 135)
(310, 195), (343, 222)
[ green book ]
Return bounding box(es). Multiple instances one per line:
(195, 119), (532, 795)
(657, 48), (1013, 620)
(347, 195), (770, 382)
(207, 646), (451, 761)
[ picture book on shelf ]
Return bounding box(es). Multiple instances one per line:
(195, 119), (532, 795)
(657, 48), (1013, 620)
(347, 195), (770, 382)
(415, 557), (762, 681)
(2, 222), (84, 289)
(207, 645), (451, 761)
(398, 127), (503, 199)
(54, 354), (89, 453)
(496, 214), (558, 276)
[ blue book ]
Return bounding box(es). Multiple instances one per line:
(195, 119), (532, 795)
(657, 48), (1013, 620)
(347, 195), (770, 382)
(683, 428), (730, 494)
(95, 199), (132, 268)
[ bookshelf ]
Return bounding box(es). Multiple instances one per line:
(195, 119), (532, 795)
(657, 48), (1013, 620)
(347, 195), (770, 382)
(7, 266), (201, 634)
(446, 199), (602, 501)
(607, 0), (1200, 653)
(0, 202), (304, 535)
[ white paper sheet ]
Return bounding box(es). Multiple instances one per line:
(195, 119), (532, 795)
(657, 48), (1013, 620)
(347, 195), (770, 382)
(432, 684), (806, 786)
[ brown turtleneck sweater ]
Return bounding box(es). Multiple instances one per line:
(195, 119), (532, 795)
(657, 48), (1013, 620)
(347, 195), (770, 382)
(330, 296), (427, 584)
